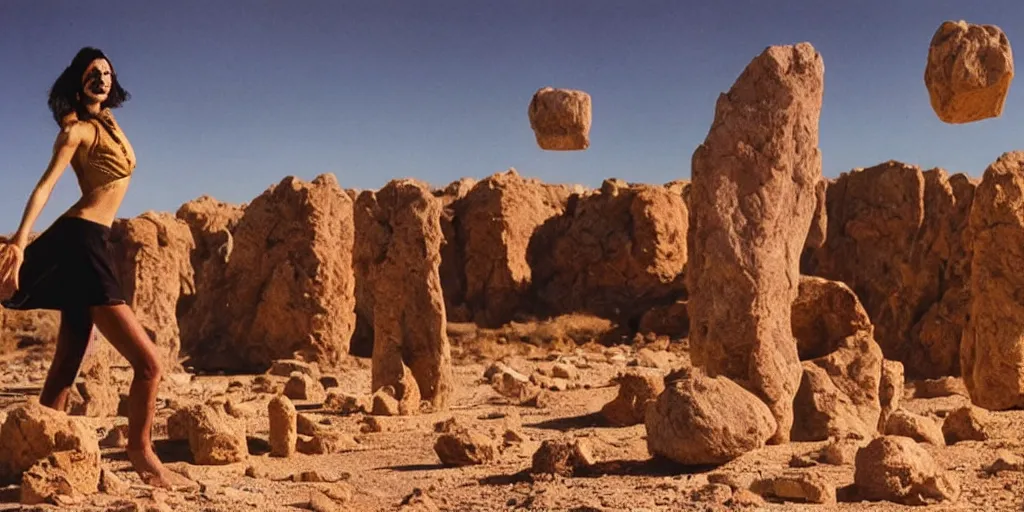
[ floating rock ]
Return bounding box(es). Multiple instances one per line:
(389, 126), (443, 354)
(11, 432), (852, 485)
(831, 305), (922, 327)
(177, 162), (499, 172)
(855, 436), (959, 505)
(644, 368), (776, 465)
(168, 404), (248, 465)
(942, 406), (992, 444)
(528, 87), (591, 150)
(962, 152), (1024, 409)
(284, 373), (327, 403)
(925, 20), (1014, 124)
(753, 472), (836, 504)
(268, 396), (297, 457)
(0, 403), (99, 484)
(688, 43), (824, 443)
(433, 428), (498, 467)
(600, 368), (665, 427)
(884, 410), (945, 446)
(530, 439), (596, 477)
(20, 450), (100, 505)
(878, 360), (904, 432)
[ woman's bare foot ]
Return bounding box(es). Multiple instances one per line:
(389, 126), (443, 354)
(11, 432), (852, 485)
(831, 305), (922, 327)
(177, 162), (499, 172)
(126, 447), (193, 490)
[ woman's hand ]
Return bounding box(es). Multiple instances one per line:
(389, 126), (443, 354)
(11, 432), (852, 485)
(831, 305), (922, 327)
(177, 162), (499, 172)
(0, 243), (24, 300)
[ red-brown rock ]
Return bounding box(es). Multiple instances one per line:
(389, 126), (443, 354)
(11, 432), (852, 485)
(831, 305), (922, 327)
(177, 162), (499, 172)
(180, 175), (356, 372)
(528, 87), (592, 151)
(925, 21), (1015, 124)
(687, 43), (824, 443)
(357, 180), (453, 410)
(962, 152), (1024, 410)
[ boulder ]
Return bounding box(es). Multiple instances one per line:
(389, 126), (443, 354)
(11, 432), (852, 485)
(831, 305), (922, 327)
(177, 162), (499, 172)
(0, 403), (99, 485)
(884, 410), (945, 446)
(687, 43), (824, 443)
(358, 180), (453, 409)
(752, 472), (835, 505)
(168, 403), (248, 465)
(942, 406), (992, 444)
(790, 277), (883, 442)
(925, 20), (1014, 124)
(962, 152), (1024, 409)
(20, 450), (100, 505)
(528, 87), (592, 150)
(878, 360), (904, 432)
(530, 439), (596, 477)
(433, 428), (498, 466)
(180, 175), (356, 372)
(644, 368), (777, 465)
(284, 373), (327, 403)
(854, 436), (960, 505)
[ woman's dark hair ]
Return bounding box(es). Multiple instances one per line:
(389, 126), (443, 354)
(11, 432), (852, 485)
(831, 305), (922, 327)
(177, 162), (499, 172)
(47, 47), (130, 127)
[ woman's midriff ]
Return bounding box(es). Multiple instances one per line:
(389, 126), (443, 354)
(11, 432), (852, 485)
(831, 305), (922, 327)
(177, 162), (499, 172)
(64, 178), (130, 228)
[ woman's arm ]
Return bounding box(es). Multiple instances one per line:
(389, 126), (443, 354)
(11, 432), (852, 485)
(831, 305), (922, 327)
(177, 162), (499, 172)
(9, 124), (83, 249)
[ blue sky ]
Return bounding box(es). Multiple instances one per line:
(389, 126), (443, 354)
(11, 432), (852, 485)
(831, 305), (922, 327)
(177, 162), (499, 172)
(2, 1), (1022, 229)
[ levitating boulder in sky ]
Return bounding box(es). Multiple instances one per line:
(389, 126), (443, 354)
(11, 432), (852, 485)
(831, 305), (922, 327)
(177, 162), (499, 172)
(528, 87), (591, 150)
(925, 20), (1014, 124)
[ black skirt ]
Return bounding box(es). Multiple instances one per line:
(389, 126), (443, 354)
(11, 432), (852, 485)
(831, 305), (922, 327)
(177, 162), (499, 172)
(1, 216), (126, 312)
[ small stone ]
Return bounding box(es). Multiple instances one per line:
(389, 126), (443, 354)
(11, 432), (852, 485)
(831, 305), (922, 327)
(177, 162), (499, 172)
(789, 454), (817, 468)
(754, 472), (836, 504)
(269, 359), (320, 379)
(284, 373), (327, 403)
(310, 490), (341, 512)
(690, 483), (733, 504)
(224, 399), (255, 419)
(942, 406), (992, 444)
(817, 437), (865, 466)
(245, 465), (267, 479)
(99, 469), (129, 495)
(885, 409), (945, 446)
(20, 450), (101, 505)
(551, 363), (578, 380)
(434, 429), (498, 466)
(913, 377), (969, 399)
(359, 417), (384, 434)
(100, 424), (129, 449)
(319, 375), (340, 390)
(268, 395), (297, 458)
(251, 375), (280, 394)
(855, 436), (960, 505)
(297, 430), (358, 455)
(530, 439), (595, 477)
(985, 450), (1024, 474)
(371, 387), (401, 416)
(324, 391), (367, 415)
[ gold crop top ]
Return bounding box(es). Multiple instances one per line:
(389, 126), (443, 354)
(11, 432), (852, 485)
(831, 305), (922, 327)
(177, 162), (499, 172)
(70, 110), (136, 192)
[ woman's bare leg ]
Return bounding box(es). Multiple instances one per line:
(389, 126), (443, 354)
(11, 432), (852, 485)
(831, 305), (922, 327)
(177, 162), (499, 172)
(90, 303), (180, 488)
(39, 308), (93, 411)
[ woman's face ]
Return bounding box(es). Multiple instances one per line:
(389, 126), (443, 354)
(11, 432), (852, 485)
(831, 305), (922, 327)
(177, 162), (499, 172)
(81, 58), (113, 105)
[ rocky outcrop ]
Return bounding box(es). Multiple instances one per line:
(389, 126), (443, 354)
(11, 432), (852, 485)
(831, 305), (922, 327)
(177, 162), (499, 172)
(180, 175), (356, 372)
(644, 368), (777, 465)
(434, 178), (477, 324)
(530, 179), (687, 327)
(357, 180), (453, 410)
(168, 403), (248, 465)
(807, 164), (975, 378)
(687, 43), (824, 443)
(790, 277), (883, 441)
(110, 211), (196, 370)
(528, 87), (592, 151)
(961, 152), (1024, 410)
(453, 170), (569, 327)
(925, 20), (1014, 124)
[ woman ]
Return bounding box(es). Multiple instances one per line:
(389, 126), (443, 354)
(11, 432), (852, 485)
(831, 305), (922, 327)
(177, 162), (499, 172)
(0, 47), (186, 489)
